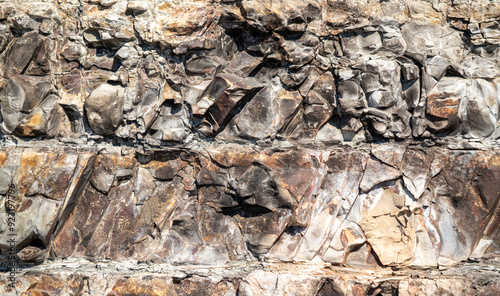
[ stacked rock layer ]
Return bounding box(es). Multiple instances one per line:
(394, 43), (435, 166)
(0, 0), (500, 295)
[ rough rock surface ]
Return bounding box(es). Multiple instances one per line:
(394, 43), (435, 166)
(0, 146), (498, 294)
(0, 0), (499, 144)
(0, 0), (500, 295)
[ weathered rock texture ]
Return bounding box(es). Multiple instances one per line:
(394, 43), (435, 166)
(0, 0), (500, 144)
(0, 146), (498, 295)
(0, 0), (500, 295)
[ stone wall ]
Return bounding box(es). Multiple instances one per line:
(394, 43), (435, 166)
(0, 0), (499, 295)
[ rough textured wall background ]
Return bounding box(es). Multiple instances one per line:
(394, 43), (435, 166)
(0, 0), (500, 295)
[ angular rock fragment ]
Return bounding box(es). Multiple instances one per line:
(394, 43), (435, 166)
(226, 51), (262, 77)
(148, 103), (190, 143)
(280, 65), (311, 87)
(14, 94), (63, 137)
(371, 144), (406, 168)
(400, 61), (421, 109)
(359, 60), (402, 108)
(198, 74), (264, 135)
(153, 1), (217, 48)
(127, 1), (149, 13)
(239, 209), (293, 255)
(401, 149), (432, 200)
(360, 158), (401, 192)
(282, 39), (316, 66)
(284, 88), (333, 140)
(220, 77), (301, 140)
(185, 55), (222, 75)
(3, 32), (46, 78)
(315, 120), (343, 143)
(236, 165), (296, 211)
(360, 188), (415, 266)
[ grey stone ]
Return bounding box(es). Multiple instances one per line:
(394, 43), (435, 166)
(337, 80), (366, 113)
(90, 168), (115, 194)
(360, 158), (401, 192)
(225, 51), (262, 77)
(0, 76), (57, 135)
(186, 56), (223, 75)
(341, 31), (382, 58)
(149, 104), (189, 142)
(282, 40), (315, 66)
(280, 65), (311, 87)
(220, 77), (301, 140)
(464, 79), (498, 138)
(402, 23), (465, 63)
(84, 83), (125, 136)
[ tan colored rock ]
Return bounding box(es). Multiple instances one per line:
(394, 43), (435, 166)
(360, 188), (415, 266)
(398, 278), (474, 296)
(153, 1), (217, 47)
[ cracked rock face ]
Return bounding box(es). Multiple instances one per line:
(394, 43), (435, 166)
(0, 146), (499, 294)
(0, 0), (499, 143)
(0, 0), (500, 295)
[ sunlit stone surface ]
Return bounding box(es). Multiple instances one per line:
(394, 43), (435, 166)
(0, 0), (500, 294)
